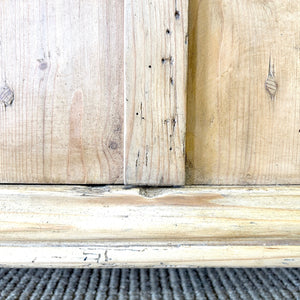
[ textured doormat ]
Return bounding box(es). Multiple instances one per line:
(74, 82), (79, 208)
(0, 268), (299, 299)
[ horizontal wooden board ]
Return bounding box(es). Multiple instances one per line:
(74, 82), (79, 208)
(0, 0), (124, 183)
(187, 0), (300, 184)
(125, 0), (188, 185)
(0, 242), (299, 268)
(0, 185), (298, 267)
(0, 185), (299, 242)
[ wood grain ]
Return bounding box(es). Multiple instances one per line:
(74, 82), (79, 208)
(187, 0), (300, 184)
(0, 185), (298, 242)
(0, 242), (299, 268)
(0, 184), (299, 268)
(125, 0), (188, 185)
(0, 0), (124, 183)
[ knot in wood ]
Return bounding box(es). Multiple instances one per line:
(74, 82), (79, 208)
(0, 84), (14, 107)
(265, 75), (278, 99)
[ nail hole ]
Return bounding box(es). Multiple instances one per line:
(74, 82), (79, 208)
(148, 65), (152, 69)
(175, 10), (180, 19)
(169, 147), (173, 151)
(136, 112), (139, 115)
(166, 29), (170, 34)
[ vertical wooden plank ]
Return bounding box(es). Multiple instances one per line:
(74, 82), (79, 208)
(0, 0), (124, 183)
(125, 0), (188, 185)
(187, 0), (300, 184)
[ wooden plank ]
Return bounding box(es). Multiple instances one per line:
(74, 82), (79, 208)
(0, 184), (299, 267)
(0, 185), (299, 242)
(0, 0), (124, 183)
(125, 0), (188, 185)
(187, 0), (300, 184)
(0, 242), (299, 268)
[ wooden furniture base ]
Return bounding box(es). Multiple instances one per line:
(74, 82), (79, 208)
(0, 185), (299, 268)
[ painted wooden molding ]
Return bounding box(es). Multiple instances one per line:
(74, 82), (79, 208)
(0, 185), (299, 267)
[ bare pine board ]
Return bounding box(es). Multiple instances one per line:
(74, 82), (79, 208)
(125, 0), (188, 185)
(187, 0), (300, 184)
(0, 185), (299, 267)
(0, 0), (124, 183)
(1, 242), (299, 268)
(0, 185), (298, 242)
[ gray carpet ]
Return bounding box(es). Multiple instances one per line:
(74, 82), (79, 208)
(0, 268), (299, 299)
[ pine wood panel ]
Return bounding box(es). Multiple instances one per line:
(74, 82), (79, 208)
(0, 185), (298, 241)
(187, 0), (300, 184)
(125, 0), (188, 185)
(0, 0), (123, 183)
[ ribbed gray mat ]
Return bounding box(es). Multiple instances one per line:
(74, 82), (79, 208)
(0, 268), (299, 299)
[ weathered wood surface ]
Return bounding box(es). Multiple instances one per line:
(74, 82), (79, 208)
(0, 185), (298, 267)
(1, 242), (299, 268)
(187, 0), (300, 184)
(125, 0), (188, 185)
(0, 185), (298, 241)
(0, 0), (124, 183)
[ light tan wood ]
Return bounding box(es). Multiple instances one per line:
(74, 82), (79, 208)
(0, 0), (124, 184)
(0, 185), (299, 242)
(125, 0), (188, 185)
(0, 185), (299, 267)
(0, 242), (299, 268)
(187, 0), (300, 184)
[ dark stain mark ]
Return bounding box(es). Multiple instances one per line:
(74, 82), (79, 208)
(171, 118), (176, 131)
(104, 250), (108, 262)
(39, 62), (48, 70)
(170, 77), (174, 85)
(136, 151), (140, 167)
(84, 257), (87, 261)
(37, 58), (48, 70)
(140, 102), (144, 120)
(0, 83), (14, 108)
(185, 33), (189, 45)
(161, 56), (173, 65)
(109, 141), (118, 150)
(265, 55), (278, 100)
